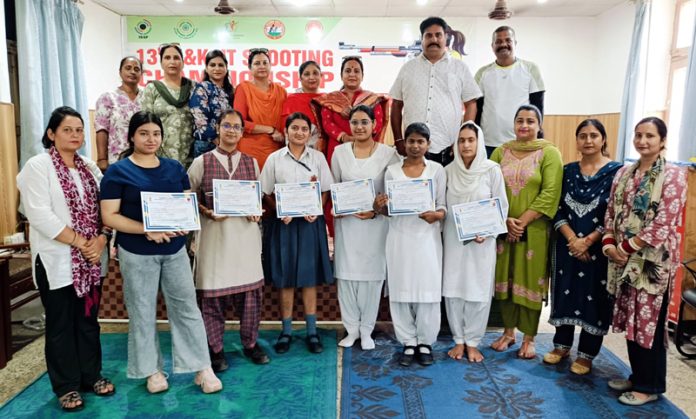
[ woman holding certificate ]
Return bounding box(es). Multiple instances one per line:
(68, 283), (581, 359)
(259, 112), (334, 354)
(373, 122), (446, 367)
(443, 122), (508, 363)
(331, 105), (400, 350)
(489, 104), (563, 360)
(17, 107), (114, 411)
(101, 111), (222, 394)
(602, 117), (687, 406)
(544, 119), (621, 374)
(187, 109), (269, 371)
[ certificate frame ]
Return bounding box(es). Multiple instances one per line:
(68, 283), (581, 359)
(141, 192), (201, 232)
(212, 179), (263, 216)
(386, 178), (435, 216)
(274, 181), (323, 218)
(330, 178), (376, 216)
(452, 197), (507, 242)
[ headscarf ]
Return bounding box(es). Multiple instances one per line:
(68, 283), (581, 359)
(446, 121), (499, 202)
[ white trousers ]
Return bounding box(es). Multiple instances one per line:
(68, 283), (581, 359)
(445, 297), (492, 347)
(389, 301), (440, 346)
(338, 279), (383, 336)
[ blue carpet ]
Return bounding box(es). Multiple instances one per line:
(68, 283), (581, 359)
(341, 332), (687, 418)
(1, 329), (337, 418)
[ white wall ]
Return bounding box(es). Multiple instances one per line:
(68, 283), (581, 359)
(78, 0), (122, 107)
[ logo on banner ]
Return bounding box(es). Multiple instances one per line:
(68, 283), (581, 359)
(264, 20), (285, 40)
(134, 19), (152, 39)
(227, 19), (238, 32)
(175, 19), (198, 39)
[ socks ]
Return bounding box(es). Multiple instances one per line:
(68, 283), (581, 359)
(306, 314), (317, 336)
(281, 317), (293, 337)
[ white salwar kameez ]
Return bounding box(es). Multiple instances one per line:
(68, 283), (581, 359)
(442, 122), (509, 347)
(332, 143), (400, 342)
(385, 159), (447, 346)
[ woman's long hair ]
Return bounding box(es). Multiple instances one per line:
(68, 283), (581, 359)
(119, 111), (164, 159)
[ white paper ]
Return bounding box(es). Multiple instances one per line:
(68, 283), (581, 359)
(452, 198), (507, 241)
(330, 179), (376, 215)
(386, 179), (435, 216)
(275, 181), (323, 218)
(212, 179), (262, 216)
(141, 192), (200, 232)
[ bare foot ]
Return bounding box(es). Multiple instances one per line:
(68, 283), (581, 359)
(448, 344), (465, 360)
(490, 333), (516, 351)
(466, 346), (484, 363)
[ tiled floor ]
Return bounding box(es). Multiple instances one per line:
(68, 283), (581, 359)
(2, 309), (695, 417)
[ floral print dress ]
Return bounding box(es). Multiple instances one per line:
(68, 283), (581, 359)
(189, 81), (232, 158)
(94, 88), (141, 163)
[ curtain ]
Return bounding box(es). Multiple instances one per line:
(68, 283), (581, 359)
(0, 0), (10, 103)
(616, 0), (650, 161)
(16, 0), (90, 167)
(677, 4), (696, 162)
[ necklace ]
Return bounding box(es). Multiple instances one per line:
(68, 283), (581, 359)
(352, 141), (377, 159)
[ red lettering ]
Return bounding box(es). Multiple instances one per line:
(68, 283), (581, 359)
(197, 48), (208, 66)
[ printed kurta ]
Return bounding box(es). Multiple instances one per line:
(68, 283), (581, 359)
(138, 82), (194, 167)
(94, 88), (141, 163)
(491, 145), (563, 311)
(385, 159), (447, 303)
(605, 163), (687, 348)
(189, 81), (232, 158)
(549, 161), (622, 334)
(331, 143), (400, 282)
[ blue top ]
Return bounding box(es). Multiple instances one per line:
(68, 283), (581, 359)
(189, 80), (232, 157)
(100, 157), (191, 255)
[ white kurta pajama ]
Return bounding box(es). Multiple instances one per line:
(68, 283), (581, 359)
(442, 122), (509, 347)
(385, 159), (447, 347)
(332, 143), (400, 338)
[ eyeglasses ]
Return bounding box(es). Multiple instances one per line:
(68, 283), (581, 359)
(342, 55), (362, 61)
(349, 119), (372, 127)
(220, 123), (243, 132)
(249, 48), (269, 54)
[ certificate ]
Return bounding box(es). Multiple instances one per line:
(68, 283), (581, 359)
(330, 179), (376, 216)
(274, 181), (323, 218)
(212, 179), (262, 216)
(451, 198), (507, 242)
(386, 179), (435, 216)
(141, 192), (200, 232)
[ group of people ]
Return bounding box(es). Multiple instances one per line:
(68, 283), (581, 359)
(16, 15), (688, 413)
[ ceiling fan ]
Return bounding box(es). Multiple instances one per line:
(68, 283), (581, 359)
(214, 0), (237, 15)
(488, 0), (513, 20)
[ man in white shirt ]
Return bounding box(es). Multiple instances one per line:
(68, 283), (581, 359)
(475, 26), (545, 156)
(390, 16), (481, 166)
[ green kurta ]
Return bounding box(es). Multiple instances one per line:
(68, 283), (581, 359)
(491, 144), (563, 314)
(138, 82), (194, 167)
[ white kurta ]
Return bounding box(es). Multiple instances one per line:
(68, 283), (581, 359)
(331, 143), (401, 281)
(442, 166), (508, 301)
(385, 159), (447, 303)
(188, 151), (264, 291)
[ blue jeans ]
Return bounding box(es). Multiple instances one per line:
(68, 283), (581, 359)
(118, 246), (210, 378)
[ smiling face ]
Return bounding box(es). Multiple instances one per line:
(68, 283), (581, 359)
(286, 117), (311, 148)
(405, 132), (429, 159)
(633, 122), (665, 161)
(48, 116), (84, 154)
(341, 59), (363, 91)
(514, 110), (540, 142)
(349, 110), (375, 142)
(132, 122), (162, 155)
(250, 52), (271, 81)
(119, 58), (142, 85)
(160, 46), (183, 76)
(458, 127), (478, 164)
(493, 29), (516, 63)
(218, 112), (243, 151)
(300, 63), (321, 93)
(205, 56), (228, 85)
(421, 24), (447, 62)
(576, 124), (605, 158)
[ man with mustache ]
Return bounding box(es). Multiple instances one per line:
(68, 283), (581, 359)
(475, 26), (545, 157)
(389, 16), (481, 166)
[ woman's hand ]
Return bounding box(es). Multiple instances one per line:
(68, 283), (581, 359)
(201, 206), (227, 222)
(373, 193), (389, 214)
(419, 210), (443, 224)
(606, 247), (628, 266)
(568, 237), (590, 258)
(281, 216), (293, 225)
(304, 215), (318, 223)
(473, 235), (486, 244)
(80, 235), (107, 265)
(353, 211), (376, 220)
(341, 134), (355, 143)
(506, 217), (525, 236)
(145, 232), (173, 244)
(271, 129), (284, 143)
(246, 215), (261, 223)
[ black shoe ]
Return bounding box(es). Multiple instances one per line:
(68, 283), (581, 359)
(274, 333), (292, 354)
(243, 344), (270, 364)
(416, 344), (434, 366)
(210, 350), (229, 372)
(306, 334), (324, 354)
(399, 346), (416, 367)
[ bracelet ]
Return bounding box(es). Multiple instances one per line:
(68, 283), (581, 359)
(620, 239), (639, 255)
(101, 229), (114, 242)
(601, 244), (615, 256)
(69, 230), (78, 246)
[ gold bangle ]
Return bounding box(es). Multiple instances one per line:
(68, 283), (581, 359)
(69, 231), (78, 246)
